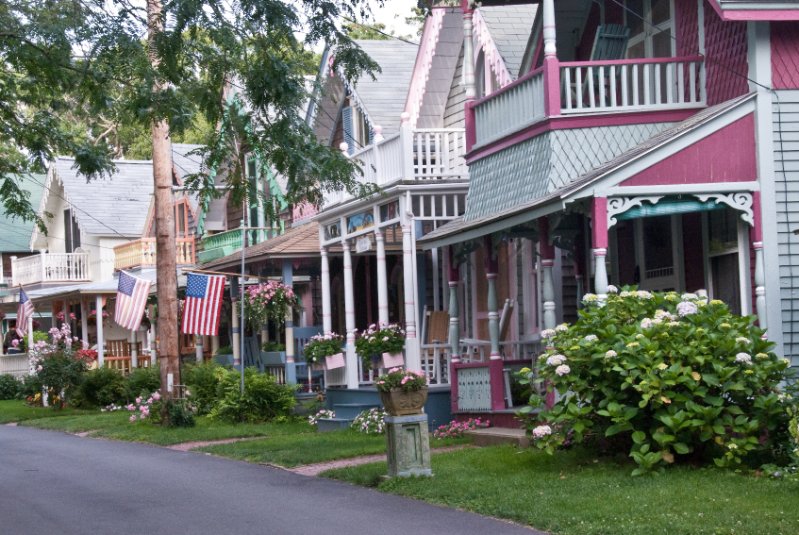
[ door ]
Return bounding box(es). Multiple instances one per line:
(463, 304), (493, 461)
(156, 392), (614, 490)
(634, 215), (682, 291)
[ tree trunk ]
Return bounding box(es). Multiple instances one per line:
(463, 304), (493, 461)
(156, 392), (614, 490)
(147, 0), (180, 399)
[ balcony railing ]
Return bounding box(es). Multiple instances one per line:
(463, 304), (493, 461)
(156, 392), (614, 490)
(114, 237), (196, 270)
(324, 126), (468, 207)
(197, 229), (243, 264)
(472, 56), (706, 149)
(11, 251), (90, 287)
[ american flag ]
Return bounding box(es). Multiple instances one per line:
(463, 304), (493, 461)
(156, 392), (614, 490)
(16, 288), (34, 336)
(115, 271), (152, 331)
(181, 273), (226, 336)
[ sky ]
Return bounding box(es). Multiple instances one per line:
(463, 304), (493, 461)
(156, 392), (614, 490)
(369, 0), (421, 39)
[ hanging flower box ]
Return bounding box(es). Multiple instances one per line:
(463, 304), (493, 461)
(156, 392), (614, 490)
(244, 281), (298, 327)
(355, 323), (406, 371)
(381, 351), (404, 368)
(325, 352), (345, 370)
(303, 332), (345, 370)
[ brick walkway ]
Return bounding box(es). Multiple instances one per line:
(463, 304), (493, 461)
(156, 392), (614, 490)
(288, 445), (468, 477)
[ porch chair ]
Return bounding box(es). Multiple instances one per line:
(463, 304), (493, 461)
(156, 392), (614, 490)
(565, 24), (631, 108)
(420, 308), (450, 384)
(104, 339), (132, 375)
(460, 298), (515, 361)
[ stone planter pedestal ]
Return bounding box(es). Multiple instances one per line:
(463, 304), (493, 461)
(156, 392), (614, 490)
(385, 414), (432, 478)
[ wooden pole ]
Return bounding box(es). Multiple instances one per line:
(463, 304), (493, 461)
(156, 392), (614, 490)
(148, 0), (180, 397)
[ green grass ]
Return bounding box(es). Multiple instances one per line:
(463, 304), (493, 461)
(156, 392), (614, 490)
(0, 400), (95, 424)
(323, 445), (799, 535)
(198, 431), (469, 467)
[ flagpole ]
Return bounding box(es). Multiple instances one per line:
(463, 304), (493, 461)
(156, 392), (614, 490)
(239, 218), (246, 395)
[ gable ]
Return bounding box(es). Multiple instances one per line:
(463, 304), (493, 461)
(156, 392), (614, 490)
(619, 114), (756, 187)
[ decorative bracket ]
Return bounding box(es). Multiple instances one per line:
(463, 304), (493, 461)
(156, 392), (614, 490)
(606, 196), (663, 228)
(694, 192), (754, 226)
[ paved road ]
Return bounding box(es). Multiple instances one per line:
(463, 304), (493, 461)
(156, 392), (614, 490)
(0, 425), (541, 535)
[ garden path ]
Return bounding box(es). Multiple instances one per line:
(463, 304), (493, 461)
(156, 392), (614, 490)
(289, 445), (468, 476)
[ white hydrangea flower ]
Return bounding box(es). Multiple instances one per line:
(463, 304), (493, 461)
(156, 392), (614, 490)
(681, 293), (698, 301)
(555, 323), (569, 332)
(735, 337), (750, 345)
(640, 318), (654, 329)
(606, 285), (619, 294)
(532, 425), (552, 439)
(605, 350), (617, 359)
(636, 290), (654, 299)
(546, 354), (567, 366)
(735, 353), (752, 365)
(541, 329), (556, 339)
(676, 301), (698, 317)
(582, 293), (598, 303)
(555, 364), (571, 376)
(583, 334), (598, 342)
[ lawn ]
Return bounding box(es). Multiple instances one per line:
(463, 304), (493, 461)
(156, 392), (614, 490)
(323, 445), (799, 535)
(0, 399), (95, 424)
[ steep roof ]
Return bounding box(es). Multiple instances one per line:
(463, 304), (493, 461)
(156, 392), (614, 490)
(478, 4), (538, 79)
(50, 158), (155, 237)
(350, 39), (419, 135)
(0, 174), (46, 252)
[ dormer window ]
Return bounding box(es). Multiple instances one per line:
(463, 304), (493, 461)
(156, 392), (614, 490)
(625, 0), (674, 59)
(342, 95), (372, 154)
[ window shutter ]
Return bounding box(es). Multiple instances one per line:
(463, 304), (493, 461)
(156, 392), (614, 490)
(342, 106), (355, 155)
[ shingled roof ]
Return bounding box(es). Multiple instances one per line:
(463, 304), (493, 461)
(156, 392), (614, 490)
(479, 4), (538, 79)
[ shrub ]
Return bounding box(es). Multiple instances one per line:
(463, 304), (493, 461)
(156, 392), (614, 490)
(210, 367), (296, 423)
(19, 374), (44, 402)
(184, 362), (227, 415)
(127, 367), (160, 398)
(0, 374), (20, 400)
(351, 408), (386, 434)
(34, 352), (87, 408)
(74, 368), (129, 408)
(521, 289), (793, 475)
(433, 418), (491, 439)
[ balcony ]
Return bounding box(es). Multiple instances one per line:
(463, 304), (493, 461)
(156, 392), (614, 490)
(114, 237), (196, 270)
(196, 229), (243, 264)
(324, 127), (468, 208)
(471, 56), (706, 149)
(11, 251), (90, 287)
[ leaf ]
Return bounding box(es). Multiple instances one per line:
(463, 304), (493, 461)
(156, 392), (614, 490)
(673, 442), (690, 454)
(632, 431), (646, 444)
(605, 422), (632, 436)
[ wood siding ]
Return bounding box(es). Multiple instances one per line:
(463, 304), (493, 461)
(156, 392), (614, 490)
(774, 90), (799, 365)
(443, 46), (466, 129)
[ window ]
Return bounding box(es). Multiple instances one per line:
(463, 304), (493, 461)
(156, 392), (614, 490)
(63, 209), (80, 252)
(174, 200), (189, 237)
(625, 0), (674, 59)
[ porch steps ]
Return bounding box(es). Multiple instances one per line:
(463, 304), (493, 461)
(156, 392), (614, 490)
(465, 427), (530, 448)
(317, 418), (353, 432)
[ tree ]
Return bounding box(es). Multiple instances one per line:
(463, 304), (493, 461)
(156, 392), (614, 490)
(343, 22), (391, 40)
(2, 0), (385, 401)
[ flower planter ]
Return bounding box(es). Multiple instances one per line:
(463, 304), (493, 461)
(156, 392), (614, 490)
(379, 387), (428, 416)
(324, 352), (345, 370)
(381, 351), (404, 368)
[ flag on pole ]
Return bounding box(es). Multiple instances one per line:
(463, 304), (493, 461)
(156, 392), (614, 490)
(115, 271), (152, 331)
(181, 273), (226, 336)
(16, 288), (34, 336)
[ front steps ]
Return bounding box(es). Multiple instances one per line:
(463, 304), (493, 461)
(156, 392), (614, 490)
(317, 402), (380, 432)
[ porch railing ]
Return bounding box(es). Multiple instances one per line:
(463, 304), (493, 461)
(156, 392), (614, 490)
(0, 355), (30, 377)
(196, 229), (243, 263)
(324, 126), (468, 208)
(11, 251), (90, 287)
(114, 237), (196, 270)
(471, 56), (705, 148)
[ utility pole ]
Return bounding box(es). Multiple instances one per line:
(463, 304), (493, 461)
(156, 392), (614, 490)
(147, 0), (180, 398)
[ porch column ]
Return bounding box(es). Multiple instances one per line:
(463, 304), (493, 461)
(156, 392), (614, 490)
(211, 335), (219, 357)
(231, 298), (241, 366)
(753, 191), (767, 329)
(448, 247), (461, 364)
(484, 236), (501, 360)
(592, 197), (609, 296)
(539, 218), (557, 330)
(149, 304), (157, 368)
(194, 335), (203, 363)
(542, 0), (560, 116)
(402, 223), (420, 371)
(461, 0), (476, 100)
(320, 246), (332, 333)
(131, 331), (139, 368)
(342, 239), (359, 389)
(375, 228), (390, 326)
(95, 295), (104, 367)
(283, 260), (297, 385)
(80, 298), (89, 348)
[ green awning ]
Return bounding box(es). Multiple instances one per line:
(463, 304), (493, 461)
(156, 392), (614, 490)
(615, 198), (726, 221)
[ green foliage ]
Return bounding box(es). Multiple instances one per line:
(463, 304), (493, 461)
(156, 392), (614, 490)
(303, 332), (344, 364)
(210, 367), (296, 423)
(374, 368), (426, 393)
(184, 362), (228, 415)
(215, 345), (233, 356)
(35, 351), (87, 408)
(262, 342), (285, 352)
(0, 374), (21, 400)
(18, 374), (44, 401)
(243, 282), (298, 327)
(351, 408), (386, 434)
(74, 368), (129, 408)
(523, 289), (794, 474)
(160, 398), (197, 428)
(127, 367), (160, 398)
(343, 22), (391, 40)
(355, 323), (405, 370)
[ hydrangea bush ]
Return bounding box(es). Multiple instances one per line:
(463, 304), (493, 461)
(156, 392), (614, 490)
(520, 289), (793, 475)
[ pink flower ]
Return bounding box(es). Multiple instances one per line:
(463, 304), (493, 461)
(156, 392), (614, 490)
(152, 391), (161, 401)
(129, 415), (137, 423)
(11, 339), (19, 348)
(135, 397), (142, 405)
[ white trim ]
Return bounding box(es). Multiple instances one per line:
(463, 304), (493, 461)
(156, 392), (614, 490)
(695, 192), (754, 226)
(600, 181), (760, 196)
(737, 219), (752, 315)
(607, 196), (663, 227)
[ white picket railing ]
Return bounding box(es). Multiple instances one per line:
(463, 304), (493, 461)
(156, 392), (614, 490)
(11, 251), (90, 287)
(560, 56), (705, 113)
(474, 68), (546, 148)
(0, 355), (30, 377)
(324, 127), (468, 208)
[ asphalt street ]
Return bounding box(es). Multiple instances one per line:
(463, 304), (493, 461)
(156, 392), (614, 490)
(0, 425), (541, 535)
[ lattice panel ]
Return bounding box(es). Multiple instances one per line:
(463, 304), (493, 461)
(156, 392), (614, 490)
(772, 23), (799, 90)
(704, 7), (748, 106)
(548, 123), (674, 190)
(456, 366), (492, 411)
(465, 133), (552, 221)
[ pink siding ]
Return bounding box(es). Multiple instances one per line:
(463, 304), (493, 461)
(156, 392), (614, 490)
(620, 114), (756, 186)
(292, 202), (317, 223)
(704, 6), (749, 106)
(772, 22), (799, 89)
(676, 0), (699, 56)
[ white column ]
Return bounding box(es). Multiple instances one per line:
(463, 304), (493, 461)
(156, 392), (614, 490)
(541, 258), (557, 330)
(211, 335), (220, 357)
(320, 247), (332, 333)
(402, 224), (420, 371)
(80, 299), (89, 348)
(754, 241), (767, 329)
(342, 239), (359, 389)
(95, 295), (104, 367)
(232, 298), (241, 366)
(542, 0), (557, 57)
(375, 228), (389, 326)
(195, 335), (203, 363)
(131, 331), (139, 368)
(462, 5), (476, 99)
(27, 316), (33, 358)
(593, 248), (609, 296)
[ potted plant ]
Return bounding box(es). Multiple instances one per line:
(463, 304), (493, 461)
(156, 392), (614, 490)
(375, 367), (428, 416)
(244, 281), (298, 328)
(303, 332), (345, 370)
(355, 323), (406, 370)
